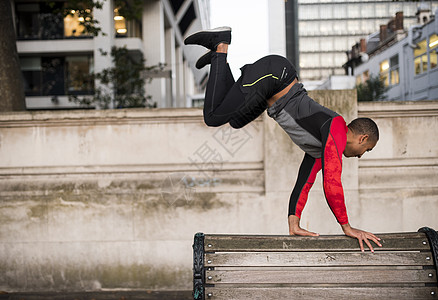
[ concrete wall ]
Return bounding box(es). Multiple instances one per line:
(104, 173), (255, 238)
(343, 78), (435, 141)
(0, 92), (437, 292)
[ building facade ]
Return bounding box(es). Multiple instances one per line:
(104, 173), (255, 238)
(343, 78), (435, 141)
(295, 0), (435, 85)
(352, 7), (438, 101)
(14, 0), (210, 109)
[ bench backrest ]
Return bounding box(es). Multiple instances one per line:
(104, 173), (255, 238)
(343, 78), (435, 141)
(193, 227), (438, 299)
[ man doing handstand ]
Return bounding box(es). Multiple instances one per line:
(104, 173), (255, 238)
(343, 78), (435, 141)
(185, 27), (382, 252)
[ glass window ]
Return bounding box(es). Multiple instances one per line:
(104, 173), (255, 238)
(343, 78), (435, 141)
(320, 53), (334, 67)
(348, 4), (361, 18)
(380, 55), (399, 86)
(334, 37), (347, 51)
(390, 55), (399, 86)
(114, 8), (127, 36)
(20, 57), (42, 96)
(299, 21), (319, 35)
(375, 3), (388, 17)
(333, 20), (347, 34)
(300, 53), (320, 68)
(299, 5), (319, 20)
(41, 57), (65, 95)
(414, 39), (427, 57)
(66, 56), (94, 94)
(324, 38), (334, 51)
(64, 10), (90, 37)
(430, 34), (438, 70)
(333, 4), (347, 18)
(320, 21), (333, 34)
(319, 5), (333, 19)
(300, 37), (320, 52)
(414, 39), (428, 75)
(361, 19), (377, 34)
(380, 59), (389, 86)
(361, 4), (374, 18)
(348, 20), (360, 33)
(16, 3), (40, 39)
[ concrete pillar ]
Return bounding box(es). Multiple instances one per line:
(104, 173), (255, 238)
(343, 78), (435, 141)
(93, 0), (114, 108)
(175, 46), (185, 107)
(165, 26), (176, 107)
(143, 0), (166, 107)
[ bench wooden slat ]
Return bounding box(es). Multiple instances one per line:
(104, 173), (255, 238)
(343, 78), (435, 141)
(204, 287), (438, 300)
(204, 233), (430, 252)
(206, 269), (437, 284)
(205, 251), (434, 267)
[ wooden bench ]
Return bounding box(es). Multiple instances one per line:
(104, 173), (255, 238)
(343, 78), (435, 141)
(193, 227), (438, 299)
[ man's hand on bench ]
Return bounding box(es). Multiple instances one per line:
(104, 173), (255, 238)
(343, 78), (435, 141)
(341, 223), (382, 253)
(288, 215), (319, 237)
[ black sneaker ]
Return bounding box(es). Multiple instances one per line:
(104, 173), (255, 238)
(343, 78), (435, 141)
(184, 26), (231, 50)
(196, 51), (212, 69)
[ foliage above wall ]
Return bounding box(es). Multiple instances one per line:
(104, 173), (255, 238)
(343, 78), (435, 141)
(356, 75), (388, 102)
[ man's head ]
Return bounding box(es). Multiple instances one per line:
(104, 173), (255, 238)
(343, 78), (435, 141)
(344, 118), (379, 158)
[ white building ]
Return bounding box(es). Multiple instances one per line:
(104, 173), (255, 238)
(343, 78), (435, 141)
(353, 6), (438, 101)
(14, 0), (210, 109)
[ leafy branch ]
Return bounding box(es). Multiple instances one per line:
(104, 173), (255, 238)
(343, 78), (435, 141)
(356, 74), (389, 102)
(69, 46), (164, 109)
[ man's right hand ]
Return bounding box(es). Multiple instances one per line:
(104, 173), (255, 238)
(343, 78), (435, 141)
(288, 215), (319, 236)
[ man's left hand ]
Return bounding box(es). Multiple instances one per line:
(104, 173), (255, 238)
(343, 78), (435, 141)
(341, 223), (382, 252)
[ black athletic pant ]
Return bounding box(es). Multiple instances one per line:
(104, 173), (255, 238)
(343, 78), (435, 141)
(203, 53), (297, 129)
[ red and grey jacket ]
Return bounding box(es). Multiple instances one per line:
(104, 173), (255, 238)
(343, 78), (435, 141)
(267, 83), (349, 225)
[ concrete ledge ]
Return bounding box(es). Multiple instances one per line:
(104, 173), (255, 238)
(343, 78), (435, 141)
(0, 290), (192, 300)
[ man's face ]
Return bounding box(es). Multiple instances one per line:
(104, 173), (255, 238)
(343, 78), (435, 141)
(344, 135), (377, 158)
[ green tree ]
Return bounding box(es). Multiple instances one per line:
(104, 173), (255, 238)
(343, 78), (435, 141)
(69, 46), (162, 108)
(356, 74), (389, 102)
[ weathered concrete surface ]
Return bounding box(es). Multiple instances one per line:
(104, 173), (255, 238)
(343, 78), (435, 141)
(0, 290), (192, 299)
(0, 94), (437, 292)
(358, 101), (438, 232)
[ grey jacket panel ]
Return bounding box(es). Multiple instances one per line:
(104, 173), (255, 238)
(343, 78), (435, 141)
(274, 109), (323, 158)
(267, 83), (339, 158)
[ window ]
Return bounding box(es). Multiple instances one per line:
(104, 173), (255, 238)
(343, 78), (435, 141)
(389, 55), (399, 85)
(348, 20), (360, 33)
(114, 8), (127, 36)
(16, 2), (93, 39)
(380, 59), (389, 86)
(66, 56), (94, 94)
(64, 10), (90, 37)
(300, 37), (320, 52)
(414, 39), (428, 75)
(320, 53), (334, 67)
(375, 3), (388, 17)
(348, 4), (360, 18)
(20, 55), (93, 97)
(333, 20), (347, 35)
(21, 57), (42, 96)
(320, 21), (333, 34)
(299, 21), (319, 35)
(16, 3), (40, 39)
(430, 34), (438, 70)
(319, 5), (333, 19)
(380, 55), (399, 86)
(299, 5), (319, 20)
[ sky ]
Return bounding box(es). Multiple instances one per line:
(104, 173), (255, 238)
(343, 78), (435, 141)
(209, 0), (270, 78)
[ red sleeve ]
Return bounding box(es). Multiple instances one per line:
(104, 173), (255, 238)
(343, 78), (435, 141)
(322, 116), (348, 225)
